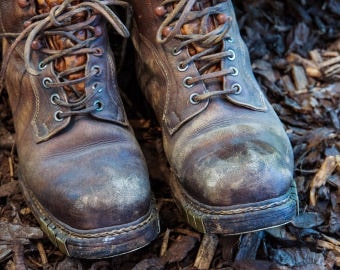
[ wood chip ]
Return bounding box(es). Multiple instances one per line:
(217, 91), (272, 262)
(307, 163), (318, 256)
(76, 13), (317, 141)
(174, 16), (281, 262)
(0, 181), (19, 198)
(317, 240), (340, 254)
(36, 242), (48, 266)
(292, 65), (309, 91)
(193, 234), (219, 269)
(306, 66), (322, 78)
(309, 49), (323, 64)
(159, 228), (171, 257)
(235, 232), (264, 261)
(310, 156), (339, 207)
(282, 75), (296, 93)
(291, 212), (325, 228)
(0, 222), (43, 243)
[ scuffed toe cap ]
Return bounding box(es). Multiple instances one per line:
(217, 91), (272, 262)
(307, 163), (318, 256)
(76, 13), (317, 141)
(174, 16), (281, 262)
(183, 141), (293, 206)
(173, 123), (294, 207)
(23, 139), (152, 230)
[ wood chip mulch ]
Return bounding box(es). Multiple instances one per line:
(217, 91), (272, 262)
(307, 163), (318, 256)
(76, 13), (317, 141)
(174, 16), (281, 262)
(0, 1), (339, 269)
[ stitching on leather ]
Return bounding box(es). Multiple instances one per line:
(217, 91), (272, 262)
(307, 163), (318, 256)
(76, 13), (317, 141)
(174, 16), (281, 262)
(186, 196), (292, 215)
(177, 178), (295, 215)
(27, 186), (156, 239)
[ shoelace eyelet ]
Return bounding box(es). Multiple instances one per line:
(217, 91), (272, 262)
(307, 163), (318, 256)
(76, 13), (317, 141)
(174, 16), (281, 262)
(31, 40), (42, 50)
(92, 82), (98, 90)
(94, 26), (103, 37)
(189, 93), (200, 105)
(231, 83), (242, 94)
(54, 111), (64, 122)
(94, 48), (103, 56)
(226, 37), (234, 43)
(91, 65), (102, 76)
(154, 6), (167, 17)
(17, 0), (30, 8)
(172, 47), (182, 56)
(216, 13), (228, 24)
(177, 62), (189, 72)
(183, 76), (194, 88)
(42, 77), (53, 88)
(92, 82), (103, 93)
(162, 26), (172, 37)
(38, 61), (47, 70)
(230, 67), (239, 76)
(94, 100), (104, 111)
(227, 49), (236, 61)
(23, 20), (32, 28)
(50, 93), (60, 105)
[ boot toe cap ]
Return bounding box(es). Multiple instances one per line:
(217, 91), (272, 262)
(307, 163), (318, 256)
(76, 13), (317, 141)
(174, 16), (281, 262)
(176, 124), (294, 207)
(24, 142), (151, 230)
(184, 143), (292, 206)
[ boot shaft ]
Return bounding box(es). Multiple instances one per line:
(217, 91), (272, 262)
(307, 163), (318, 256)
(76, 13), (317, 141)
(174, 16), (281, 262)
(37, 0), (88, 95)
(0, 1), (37, 34)
(1, 0), (130, 143)
(130, 0), (268, 135)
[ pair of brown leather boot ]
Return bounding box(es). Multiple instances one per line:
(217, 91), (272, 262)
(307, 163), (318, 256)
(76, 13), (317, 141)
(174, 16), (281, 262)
(0, 0), (298, 259)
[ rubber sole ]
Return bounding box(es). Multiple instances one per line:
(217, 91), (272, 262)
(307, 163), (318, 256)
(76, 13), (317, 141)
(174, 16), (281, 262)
(169, 172), (298, 234)
(20, 181), (160, 259)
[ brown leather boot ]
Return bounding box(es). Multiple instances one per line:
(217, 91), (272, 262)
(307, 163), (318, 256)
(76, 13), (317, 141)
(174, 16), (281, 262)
(130, 0), (298, 234)
(0, 0), (159, 258)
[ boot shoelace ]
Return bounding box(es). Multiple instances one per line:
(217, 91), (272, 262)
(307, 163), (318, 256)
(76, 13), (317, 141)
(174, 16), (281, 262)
(0, 0), (130, 121)
(155, 0), (241, 104)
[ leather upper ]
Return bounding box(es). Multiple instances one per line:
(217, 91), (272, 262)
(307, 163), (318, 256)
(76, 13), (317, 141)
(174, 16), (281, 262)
(130, 0), (294, 206)
(1, 0), (152, 230)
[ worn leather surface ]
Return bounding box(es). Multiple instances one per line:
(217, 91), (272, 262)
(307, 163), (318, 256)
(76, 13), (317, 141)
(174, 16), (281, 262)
(130, 0), (294, 207)
(1, 0), (152, 230)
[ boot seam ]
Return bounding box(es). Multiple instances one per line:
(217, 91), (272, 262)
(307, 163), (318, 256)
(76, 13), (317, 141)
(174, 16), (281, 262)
(172, 173), (296, 215)
(23, 181), (157, 238)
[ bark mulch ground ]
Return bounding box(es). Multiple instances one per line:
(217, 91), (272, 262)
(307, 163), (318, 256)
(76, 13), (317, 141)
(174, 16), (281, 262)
(0, 1), (339, 269)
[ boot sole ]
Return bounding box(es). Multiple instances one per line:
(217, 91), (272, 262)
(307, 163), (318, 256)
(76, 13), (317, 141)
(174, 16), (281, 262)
(170, 172), (298, 234)
(19, 180), (160, 259)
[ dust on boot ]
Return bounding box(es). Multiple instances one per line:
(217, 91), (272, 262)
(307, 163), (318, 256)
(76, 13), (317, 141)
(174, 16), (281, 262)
(0, 0), (159, 258)
(129, 0), (298, 234)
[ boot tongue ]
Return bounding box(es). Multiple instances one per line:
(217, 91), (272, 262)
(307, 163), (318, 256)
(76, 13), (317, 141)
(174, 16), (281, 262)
(37, 0), (64, 14)
(180, 1), (221, 89)
(176, 0), (267, 112)
(37, 0), (87, 97)
(181, 1), (214, 55)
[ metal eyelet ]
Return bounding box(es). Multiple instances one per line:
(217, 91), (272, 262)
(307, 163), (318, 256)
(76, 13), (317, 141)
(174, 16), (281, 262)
(92, 82), (103, 93)
(183, 76), (194, 88)
(50, 93), (60, 105)
(94, 47), (103, 56)
(93, 100), (104, 111)
(189, 93), (200, 105)
(91, 65), (101, 76)
(226, 37), (234, 43)
(42, 77), (53, 88)
(38, 61), (47, 70)
(230, 67), (239, 76)
(227, 49), (236, 61)
(54, 111), (64, 122)
(177, 61), (189, 72)
(231, 83), (242, 94)
(92, 82), (98, 90)
(172, 47), (182, 56)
